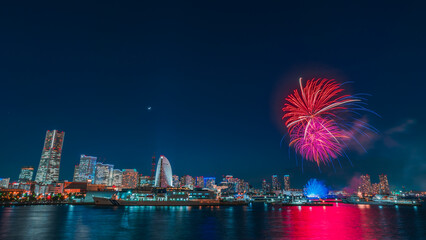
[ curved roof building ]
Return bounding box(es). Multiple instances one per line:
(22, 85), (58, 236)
(154, 155), (173, 187)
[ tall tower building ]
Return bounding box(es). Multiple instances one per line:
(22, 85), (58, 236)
(18, 166), (34, 183)
(360, 174), (373, 196)
(154, 156), (173, 187)
(122, 169), (138, 189)
(94, 163), (114, 186)
(271, 175), (280, 191)
(283, 175), (290, 191)
(35, 130), (65, 184)
(196, 176), (204, 188)
(262, 179), (270, 193)
(379, 174), (390, 194)
(76, 155), (97, 182)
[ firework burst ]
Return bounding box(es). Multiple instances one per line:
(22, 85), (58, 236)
(282, 77), (377, 167)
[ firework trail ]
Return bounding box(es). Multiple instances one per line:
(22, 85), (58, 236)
(282, 77), (377, 167)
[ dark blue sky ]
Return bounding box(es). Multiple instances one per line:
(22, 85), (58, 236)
(1, 2), (425, 190)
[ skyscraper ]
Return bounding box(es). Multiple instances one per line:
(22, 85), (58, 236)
(360, 174), (373, 196)
(196, 176), (204, 188)
(18, 166), (34, 183)
(262, 179), (268, 193)
(112, 169), (123, 187)
(283, 175), (290, 191)
(76, 155), (97, 182)
(154, 156), (173, 187)
(122, 169), (138, 189)
(35, 130), (65, 184)
(379, 174), (390, 194)
(94, 163), (114, 186)
(271, 175), (281, 191)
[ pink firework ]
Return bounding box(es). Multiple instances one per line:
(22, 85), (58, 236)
(282, 77), (374, 166)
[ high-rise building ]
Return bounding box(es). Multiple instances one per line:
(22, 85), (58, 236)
(154, 156), (173, 187)
(122, 169), (138, 189)
(0, 178), (10, 188)
(172, 175), (180, 187)
(35, 130), (65, 184)
(73, 165), (79, 182)
(262, 179), (268, 193)
(18, 166), (34, 183)
(112, 169), (123, 187)
(283, 175), (290, 191)
(379, 174), (390, 194)
(271, 175), (281, 191)
(76, 155), (97, 182)
(204, 177), (216, 189)
(196, 176), (204, 188)
(360, 174), (373, 196)
(181, 175), (194, 188)
(94, 163), (114, 186)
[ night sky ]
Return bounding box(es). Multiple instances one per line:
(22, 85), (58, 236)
(1, 2), (425, 190)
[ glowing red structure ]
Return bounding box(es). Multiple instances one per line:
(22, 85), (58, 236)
(282, 78), (375, 166)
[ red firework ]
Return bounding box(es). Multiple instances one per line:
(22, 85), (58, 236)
(282, 78), (362, 166)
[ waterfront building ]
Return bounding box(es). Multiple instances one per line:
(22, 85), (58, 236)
(181, 175), (194, 188)
(204, 177), (216, 189)
(196, 176), (204, 187)
(76, 155), (97, 182)
(379, 174), (390, 194)
(122, 169), (138, 189)
(0, 178), (10, 188)
(154, 155), (173, 187)
(112, 169), (123, 187)
(35, 130), (65, 184)
(73, 165), (79, 182)
(283, 175), (290, 191)
(94, 163), (114, 186)
(360, 174), (373, 196)
(18, 166), (34, 183)
(172, 175), (180, 187)
(272, 175), (281, 191)
(188, 189), (216, 200)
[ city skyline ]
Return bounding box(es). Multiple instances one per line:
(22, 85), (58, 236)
(1, 2), (425, 191)
(0, 128), (414, 190)
(0, 2), (425, 240)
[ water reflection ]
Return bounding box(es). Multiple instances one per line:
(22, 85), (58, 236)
(0, 204), (424, 240)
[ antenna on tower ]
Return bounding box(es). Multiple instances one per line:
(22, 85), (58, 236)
(151, 154), (156, 180)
